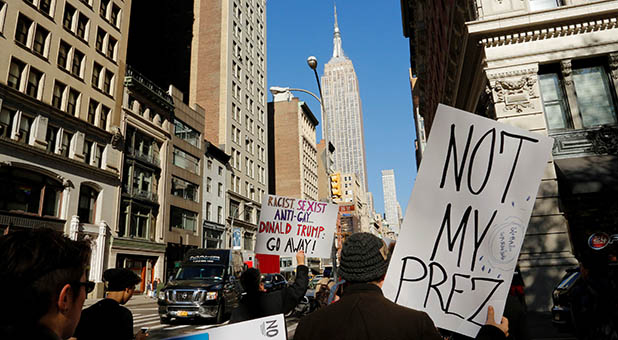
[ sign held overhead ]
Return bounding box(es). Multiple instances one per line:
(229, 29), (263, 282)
(255, 194), (338, 258)
(383, 104), (554, 338)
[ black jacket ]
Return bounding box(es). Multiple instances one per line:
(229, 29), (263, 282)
(229, 265), (309, 323)
(73, 298), (134, 340)
(294, 283), (506, 340)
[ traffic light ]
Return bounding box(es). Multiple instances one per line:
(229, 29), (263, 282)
(330, 172), (342, 199)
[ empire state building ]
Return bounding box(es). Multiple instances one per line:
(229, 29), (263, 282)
(322, 6), (369, 193)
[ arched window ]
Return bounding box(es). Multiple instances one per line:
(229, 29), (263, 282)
(0, 166), (63, 217)
(78, 184), (98, 224)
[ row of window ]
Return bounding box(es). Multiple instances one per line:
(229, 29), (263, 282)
(173, 147), (200, 175)
(204, 202), (223, 224)
(1, 106), (107, 169)
(174, 118), (201, 148)
(205, 177), (224, 198)
(538, 57), (618, 131)
(9, 54), (113, 126)
(0, 166), (101, 225)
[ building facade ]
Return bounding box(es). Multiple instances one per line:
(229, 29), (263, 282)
(381, 169), (401, 232)
(267, 95), (319, 201)
(165, 86), (205, 279)
(0, 0), (131, 296)
(401, 0), (618, 310)
(321, 6), (369, 194)
(116, 66), (171, 291)
(202, 141), (230, 249)
(190, 0), (267, 254)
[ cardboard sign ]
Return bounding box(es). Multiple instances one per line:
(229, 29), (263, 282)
(254, 194), (338, 258)
(163, 314), (286, 339)
(383, 105), (553, 337)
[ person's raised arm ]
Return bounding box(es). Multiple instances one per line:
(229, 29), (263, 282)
(281, 250), (309, 313)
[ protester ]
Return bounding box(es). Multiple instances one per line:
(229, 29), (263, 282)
(294, 232), (509, 340)
(230, 250), (309, 323)
(0, 228), (92, 340)
(73, 268), (147, 340)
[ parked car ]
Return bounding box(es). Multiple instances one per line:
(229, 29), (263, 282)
(551, 267), (580, 327)
(261, 273), (287, 292)
(157, 249), (244, 324)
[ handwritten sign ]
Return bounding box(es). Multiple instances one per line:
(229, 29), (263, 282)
(163, 314), (286, 340)
(254, 194), (338, 258)
(383, 105), (553, 338)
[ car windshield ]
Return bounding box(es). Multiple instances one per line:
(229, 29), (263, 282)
(175, 265), (224, 281)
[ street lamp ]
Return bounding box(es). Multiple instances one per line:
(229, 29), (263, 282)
(306, 56), (328, 157)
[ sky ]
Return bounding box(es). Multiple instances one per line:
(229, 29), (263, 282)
(266, 1), (418, 216)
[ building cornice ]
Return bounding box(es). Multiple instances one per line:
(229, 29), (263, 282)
(0, 139), (121, 183)
(468, 1), (618, 47)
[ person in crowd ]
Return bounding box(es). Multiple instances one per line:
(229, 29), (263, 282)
(569, 254), (618, 340)
(151, 278), (158, 298)
(0, 228), (92, 340)
(230, 250), (309, 323)
(294, 232), (509, 340)
(73, 268), (147, 340)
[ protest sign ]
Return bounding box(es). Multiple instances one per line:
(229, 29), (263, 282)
(254, 194), (338, 258)
(163, 314), (286, 340)
(383, 104), (553, 337)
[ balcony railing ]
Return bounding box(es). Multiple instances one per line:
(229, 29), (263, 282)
(124, 65), (174, 111)
(123, 185), (159, 203)
(551, 126), (618, 159)
(127, 147), (161, 167)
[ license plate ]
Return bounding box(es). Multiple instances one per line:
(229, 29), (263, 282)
(177, 311), (188, 317)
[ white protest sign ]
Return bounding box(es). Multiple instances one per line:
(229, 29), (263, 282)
(254, 194), (338, 258)
(163, 314), (286, 340)
(383, 104), (553, 338)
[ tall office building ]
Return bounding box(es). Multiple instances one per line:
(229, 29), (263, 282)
(0, 0), (131, 296)
(381, 169), (401, 231)
(267, 94), (319, 201)
(322, 6), (368, 192)
(190, 0), (267, 252)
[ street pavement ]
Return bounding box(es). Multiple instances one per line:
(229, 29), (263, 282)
(82, 294), (302, 339)
(83, 295), (575, 340)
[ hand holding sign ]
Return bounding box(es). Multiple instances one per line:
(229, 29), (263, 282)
(255, 194), (338, 258)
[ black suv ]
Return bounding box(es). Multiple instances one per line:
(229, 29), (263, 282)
(157, 249), (244, 324)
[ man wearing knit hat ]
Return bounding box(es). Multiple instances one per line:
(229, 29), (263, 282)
(294, 232), (509, 340)
(73, 268), (147, 340)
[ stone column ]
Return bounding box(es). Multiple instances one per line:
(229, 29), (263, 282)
(560, 60), (583, 129)
(91, 221), (108, 282)
(69, 215), (80, 240)
(609, 53), (618, 102)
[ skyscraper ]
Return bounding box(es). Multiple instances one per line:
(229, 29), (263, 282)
(322, 6), (368, 193)
(191, 0), (268, 251)
(382, 169), (401, 231)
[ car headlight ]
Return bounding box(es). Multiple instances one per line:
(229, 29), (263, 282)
(158, 291), (166, 300)
(205, 291), (218, 300)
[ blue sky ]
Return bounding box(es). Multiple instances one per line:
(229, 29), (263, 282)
(266, 1), (418, 216)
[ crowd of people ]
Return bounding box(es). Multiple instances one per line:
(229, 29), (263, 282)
(1, 228), (515, 340)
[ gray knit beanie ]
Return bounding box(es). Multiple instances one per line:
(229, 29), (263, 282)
(338, 232), (389, 283)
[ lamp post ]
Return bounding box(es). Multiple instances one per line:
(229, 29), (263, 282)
(308, 57), (339, 281)
(307, 56), (329, 164)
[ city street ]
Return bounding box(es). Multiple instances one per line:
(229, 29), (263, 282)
(81, 294), (577, 340)
(83, 295), (302, 340)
